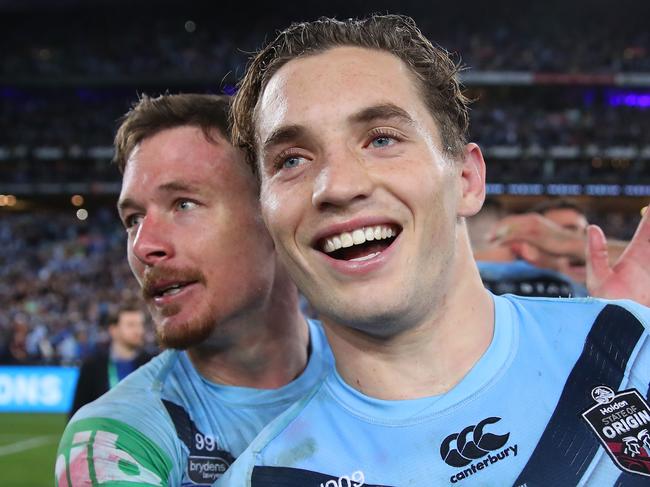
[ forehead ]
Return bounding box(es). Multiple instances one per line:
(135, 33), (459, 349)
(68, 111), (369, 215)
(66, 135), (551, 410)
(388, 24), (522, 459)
(124, 126), (223, 181)
(255, 46), (431, 141)
(117, 310), (143, 323)
(119, 125), (252, 200)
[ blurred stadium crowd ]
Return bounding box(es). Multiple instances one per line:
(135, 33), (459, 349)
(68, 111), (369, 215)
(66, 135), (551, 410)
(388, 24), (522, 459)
(2, 15), (648, 77)
(0, 211), (140, 365)
(1, 1), (648, 365)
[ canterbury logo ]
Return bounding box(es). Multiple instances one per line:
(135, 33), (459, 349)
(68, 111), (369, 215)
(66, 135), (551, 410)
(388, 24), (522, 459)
(440, 417), (510, 467)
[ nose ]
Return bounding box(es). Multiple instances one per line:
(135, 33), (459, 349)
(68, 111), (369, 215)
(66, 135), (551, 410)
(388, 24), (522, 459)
(311, 149), (373, 210)
(131, 214), (174, 266)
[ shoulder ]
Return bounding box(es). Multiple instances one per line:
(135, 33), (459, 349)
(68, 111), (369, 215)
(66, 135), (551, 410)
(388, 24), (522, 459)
(56, 412), (176, 486)
(501, 294), (649, 327)
(57, 351), (184, 486)
(214, 385), (324, 487)
(231, 375), (328, 466)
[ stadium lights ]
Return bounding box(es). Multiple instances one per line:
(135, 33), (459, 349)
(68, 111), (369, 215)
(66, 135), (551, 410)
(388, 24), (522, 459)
(184, 20), (196, 33)
(71, 195), (84, 207)
(76, 209), (89, 221)
(0, 195), (17, 207)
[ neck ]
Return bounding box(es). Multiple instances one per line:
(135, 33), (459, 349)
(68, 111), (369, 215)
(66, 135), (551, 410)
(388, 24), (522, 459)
(110, 342), (138, 361)
(188, 270), (309, 389)
(325, 233), (494, 400)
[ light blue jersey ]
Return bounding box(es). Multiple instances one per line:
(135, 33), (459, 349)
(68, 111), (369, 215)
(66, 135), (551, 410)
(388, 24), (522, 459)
(56, 319), (333, 487)
(217, 295), (650, 487)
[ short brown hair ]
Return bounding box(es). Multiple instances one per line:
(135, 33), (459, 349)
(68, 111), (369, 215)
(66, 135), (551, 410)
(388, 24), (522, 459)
(104, 299), (144, 329)
(232, 14), (471, 170)
(114, 93), (232, 173)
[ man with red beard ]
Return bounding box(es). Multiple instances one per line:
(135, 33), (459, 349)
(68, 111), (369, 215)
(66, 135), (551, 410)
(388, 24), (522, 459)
(55, 94), (332, 486)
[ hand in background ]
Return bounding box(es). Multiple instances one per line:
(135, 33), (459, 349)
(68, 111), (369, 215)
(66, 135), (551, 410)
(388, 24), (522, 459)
(587, 207), (650, 306)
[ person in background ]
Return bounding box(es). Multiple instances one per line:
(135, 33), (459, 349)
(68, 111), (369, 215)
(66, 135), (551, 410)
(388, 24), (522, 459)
(471, 199), (589, 297)
(69, 301), (151, 417)
(528, 198), (589, 284)
(487, 200), (648, 301)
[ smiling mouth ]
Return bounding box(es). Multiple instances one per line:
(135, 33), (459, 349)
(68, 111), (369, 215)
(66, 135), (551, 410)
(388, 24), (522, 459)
(317, 224), (401, 262)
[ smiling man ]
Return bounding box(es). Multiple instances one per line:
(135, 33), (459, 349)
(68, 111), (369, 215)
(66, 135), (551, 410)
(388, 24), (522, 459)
(217, 15), (650, 486)
(55, 94), (332, 486)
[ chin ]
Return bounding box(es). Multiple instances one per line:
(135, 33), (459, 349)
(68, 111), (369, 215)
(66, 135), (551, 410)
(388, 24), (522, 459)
(156, 315), (216, 350)
(323, 301), (415, 338)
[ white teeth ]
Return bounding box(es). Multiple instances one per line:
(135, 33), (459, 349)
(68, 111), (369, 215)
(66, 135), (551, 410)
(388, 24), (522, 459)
(161, 284), (183, 296)
(321, 225), (398, 254)
(349, 251), (380, 262)
(340, 232), (354, 248)
(352, 229), (365, 245)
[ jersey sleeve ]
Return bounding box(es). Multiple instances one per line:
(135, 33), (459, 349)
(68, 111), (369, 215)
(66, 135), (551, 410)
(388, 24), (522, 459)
(56, 393), (181, 487)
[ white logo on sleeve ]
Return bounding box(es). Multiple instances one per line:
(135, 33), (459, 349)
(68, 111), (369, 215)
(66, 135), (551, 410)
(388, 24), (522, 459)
(320, 470), (365, 487)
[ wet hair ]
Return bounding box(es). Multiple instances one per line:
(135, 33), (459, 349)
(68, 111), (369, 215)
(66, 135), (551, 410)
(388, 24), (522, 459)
(232, 14), (471, 171)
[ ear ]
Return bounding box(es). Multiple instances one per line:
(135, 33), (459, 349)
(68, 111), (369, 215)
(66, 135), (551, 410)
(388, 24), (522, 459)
(457, 143), (486, 218)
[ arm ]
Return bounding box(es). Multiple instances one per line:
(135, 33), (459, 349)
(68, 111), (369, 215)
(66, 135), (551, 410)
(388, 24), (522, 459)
(57, 406), (177, 486)
(490, 213), (629, 263)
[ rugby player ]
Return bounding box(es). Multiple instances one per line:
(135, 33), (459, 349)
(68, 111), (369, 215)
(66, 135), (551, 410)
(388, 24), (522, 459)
(55, 94), (333, 486)
(218, 15), (650, 485)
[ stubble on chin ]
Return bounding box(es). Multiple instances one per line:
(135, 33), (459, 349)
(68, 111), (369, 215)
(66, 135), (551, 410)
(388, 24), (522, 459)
(154, 307), (216, 350)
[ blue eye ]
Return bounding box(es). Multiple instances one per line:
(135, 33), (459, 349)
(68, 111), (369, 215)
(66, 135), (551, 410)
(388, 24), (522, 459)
(124, 214), (143, 229)
(371, 136), (395, 148)
(177, 200), (197, 211)
(282, 156), (304, 169)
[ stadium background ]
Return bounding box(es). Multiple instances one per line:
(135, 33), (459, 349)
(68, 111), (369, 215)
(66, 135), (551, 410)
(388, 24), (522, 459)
(0, 0), (648, 485)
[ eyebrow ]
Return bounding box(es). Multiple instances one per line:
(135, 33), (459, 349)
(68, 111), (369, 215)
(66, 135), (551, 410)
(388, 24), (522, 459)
(349, 103), (416, 127)
(262, 125), (308, 157)
(117, 181), (203, 215)
(261, 103), (414, 153)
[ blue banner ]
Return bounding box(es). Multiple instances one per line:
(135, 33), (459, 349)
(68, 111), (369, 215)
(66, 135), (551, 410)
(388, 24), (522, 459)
(0, 366), (79, 413)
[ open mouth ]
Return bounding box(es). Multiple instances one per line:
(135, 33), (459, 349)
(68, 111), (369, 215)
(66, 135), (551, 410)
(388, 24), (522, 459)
(147, 280), (197, 299)
(317, 224), (401, 262)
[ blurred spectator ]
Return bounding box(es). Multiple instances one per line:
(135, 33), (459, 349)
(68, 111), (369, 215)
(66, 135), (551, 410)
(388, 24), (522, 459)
(0, 316), (35, 364)
(1, 10), (648, 78)
(529, 199), (589, 284)
(471, 199), (589, 298)
(69, 302), (152, 417)
(0, 209), (145, 365)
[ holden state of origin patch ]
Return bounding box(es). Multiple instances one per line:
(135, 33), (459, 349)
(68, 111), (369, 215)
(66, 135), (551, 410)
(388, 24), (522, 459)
(581, 385), (650, 477)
